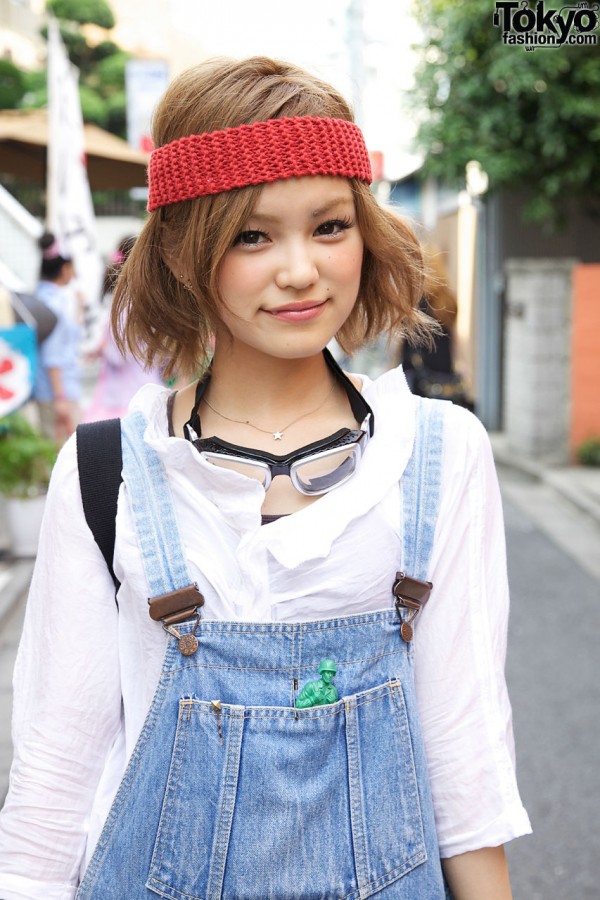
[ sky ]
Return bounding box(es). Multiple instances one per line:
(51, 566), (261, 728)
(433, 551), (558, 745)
(111, 0), (423, 180)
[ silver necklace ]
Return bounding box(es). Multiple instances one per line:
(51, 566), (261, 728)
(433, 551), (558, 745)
(202, 380), (336, 441)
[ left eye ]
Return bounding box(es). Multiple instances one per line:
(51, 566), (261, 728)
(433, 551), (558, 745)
(315, 218), (353, 237)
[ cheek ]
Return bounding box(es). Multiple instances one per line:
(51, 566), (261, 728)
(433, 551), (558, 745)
(334, 245), (363, 291)
(218, 256), (268, 304)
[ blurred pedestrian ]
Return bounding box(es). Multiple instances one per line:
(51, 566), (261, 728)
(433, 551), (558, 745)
(400, 248), (472, 409)
(32, 232), (82, 441)
(84, 236), (163, 421)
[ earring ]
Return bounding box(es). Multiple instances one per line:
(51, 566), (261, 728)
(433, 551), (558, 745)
(178, 273), (193, 292)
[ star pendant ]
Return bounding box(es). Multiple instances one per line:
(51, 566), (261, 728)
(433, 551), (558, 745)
(273, 431), (283, 440)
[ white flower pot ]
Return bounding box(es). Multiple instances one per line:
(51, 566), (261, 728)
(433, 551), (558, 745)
(5, 494), (46, 557)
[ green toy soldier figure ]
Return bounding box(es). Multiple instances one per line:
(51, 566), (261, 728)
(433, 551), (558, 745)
(295, 660), (339, 708)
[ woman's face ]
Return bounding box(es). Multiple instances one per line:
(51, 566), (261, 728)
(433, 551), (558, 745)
(57, 261), (75, 285)
(214, 175), (364, 362)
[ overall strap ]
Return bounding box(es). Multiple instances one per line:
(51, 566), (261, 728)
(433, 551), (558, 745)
(120, 411), (204, 643)
(401, 396), (446, 581)
(392, 397), (446, 641)
(121, 410), (195, 599)
(76, 418), (123, 591)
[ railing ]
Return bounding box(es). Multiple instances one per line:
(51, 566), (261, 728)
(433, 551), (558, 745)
(0, 185), (43, 293)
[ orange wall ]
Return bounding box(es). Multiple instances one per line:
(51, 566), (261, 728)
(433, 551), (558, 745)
(570, 264), (600, 453)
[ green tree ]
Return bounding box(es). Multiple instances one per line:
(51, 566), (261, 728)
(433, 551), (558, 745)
(19, 69), (47, 109)
(40, 0), (117, 96)
(44, 0), (129, 136)
(13, 0), (130, 138)
(0, 60), (26, 108)
(46, 0), (115, 30)
(411, 0), (600, 225)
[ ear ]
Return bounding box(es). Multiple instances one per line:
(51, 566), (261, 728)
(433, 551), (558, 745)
(160, 245), (182, 281)
(161, 249), (195, 294)
(160, 235), (192, 288)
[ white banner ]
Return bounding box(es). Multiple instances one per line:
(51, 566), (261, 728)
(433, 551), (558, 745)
(46, 18), (103, 348)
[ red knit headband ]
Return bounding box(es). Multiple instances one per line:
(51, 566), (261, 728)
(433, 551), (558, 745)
(147, 116), (372, 211)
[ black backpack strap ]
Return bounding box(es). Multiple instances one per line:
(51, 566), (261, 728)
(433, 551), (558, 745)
(76, 418), (123, 593)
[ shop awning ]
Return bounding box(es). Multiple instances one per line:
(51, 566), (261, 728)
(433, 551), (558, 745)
(0, 108), (149, 190)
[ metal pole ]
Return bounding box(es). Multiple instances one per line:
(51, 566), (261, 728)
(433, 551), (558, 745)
(346, 0), (365, 127)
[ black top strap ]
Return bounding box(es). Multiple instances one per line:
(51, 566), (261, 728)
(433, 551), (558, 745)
(76, 418), (123, 592)
(185, 347), (374, 440)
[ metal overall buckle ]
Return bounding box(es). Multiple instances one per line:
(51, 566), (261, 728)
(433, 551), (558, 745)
(148, 583), (205, 657)
(392, 571), (433, 643)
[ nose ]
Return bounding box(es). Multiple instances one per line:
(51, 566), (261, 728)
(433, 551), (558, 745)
(274, 240), (319, 291)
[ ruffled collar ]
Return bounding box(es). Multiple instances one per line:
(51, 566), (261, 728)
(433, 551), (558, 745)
(128, 364), (417, 567)
(255, 365), (416, 567)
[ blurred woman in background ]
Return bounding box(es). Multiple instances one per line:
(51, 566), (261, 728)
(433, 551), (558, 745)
(33, 232), (82, 441)
(84, 236), (163, 422)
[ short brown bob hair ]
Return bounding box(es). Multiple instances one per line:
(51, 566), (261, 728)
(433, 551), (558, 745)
(113, 56), (429, 380)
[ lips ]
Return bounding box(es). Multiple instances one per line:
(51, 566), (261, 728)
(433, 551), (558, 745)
(265, 300), (327, 322)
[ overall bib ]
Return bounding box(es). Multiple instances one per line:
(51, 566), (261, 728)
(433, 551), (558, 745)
(76, 399), (450, 900)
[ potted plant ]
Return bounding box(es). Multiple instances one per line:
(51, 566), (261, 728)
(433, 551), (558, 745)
(576, 437), (600, 467)
(0, 412), (58, 556)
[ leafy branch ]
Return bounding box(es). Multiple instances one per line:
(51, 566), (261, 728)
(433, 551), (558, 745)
(411, 0), (600, 226)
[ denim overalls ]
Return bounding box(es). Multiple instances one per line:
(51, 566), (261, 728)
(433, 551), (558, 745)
(76, 398), (450, 900)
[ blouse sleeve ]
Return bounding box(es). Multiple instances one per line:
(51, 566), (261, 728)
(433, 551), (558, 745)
(0, 436), (122, 900)
(413, 405), (531, 858)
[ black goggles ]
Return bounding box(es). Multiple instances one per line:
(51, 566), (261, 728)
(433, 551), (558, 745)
(184, 349), (375, 497)
(194, 422), (370, 496)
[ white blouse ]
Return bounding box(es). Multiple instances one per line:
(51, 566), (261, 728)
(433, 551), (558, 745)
(0, 364), (531, 900)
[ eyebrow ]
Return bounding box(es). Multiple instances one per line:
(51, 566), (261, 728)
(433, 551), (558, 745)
(249, 195), (354, 224)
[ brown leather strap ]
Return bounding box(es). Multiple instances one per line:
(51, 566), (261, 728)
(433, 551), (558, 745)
(392, 571), (432, 611)
(148, 584), (205, 625)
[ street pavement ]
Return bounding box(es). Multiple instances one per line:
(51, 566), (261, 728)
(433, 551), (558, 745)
(0, 441), (599, 897)
(499, 467), (600, 900)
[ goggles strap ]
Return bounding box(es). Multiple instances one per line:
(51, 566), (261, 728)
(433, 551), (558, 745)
(185, 348), (375, 442)
(323, 348), (374, 436)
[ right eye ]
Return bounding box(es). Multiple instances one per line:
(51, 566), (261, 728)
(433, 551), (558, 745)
(233, 230), (269, 247)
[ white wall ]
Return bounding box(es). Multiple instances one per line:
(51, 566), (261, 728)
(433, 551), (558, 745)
(503, 258), (577, 464)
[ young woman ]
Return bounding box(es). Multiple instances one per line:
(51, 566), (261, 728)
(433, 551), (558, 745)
(33, 232), (81, 441)
(0, 57), (530, 899)
(84, 236), (164, 422)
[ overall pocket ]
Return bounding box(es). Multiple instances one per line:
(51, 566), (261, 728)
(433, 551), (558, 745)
(147, 680), (426, 900)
